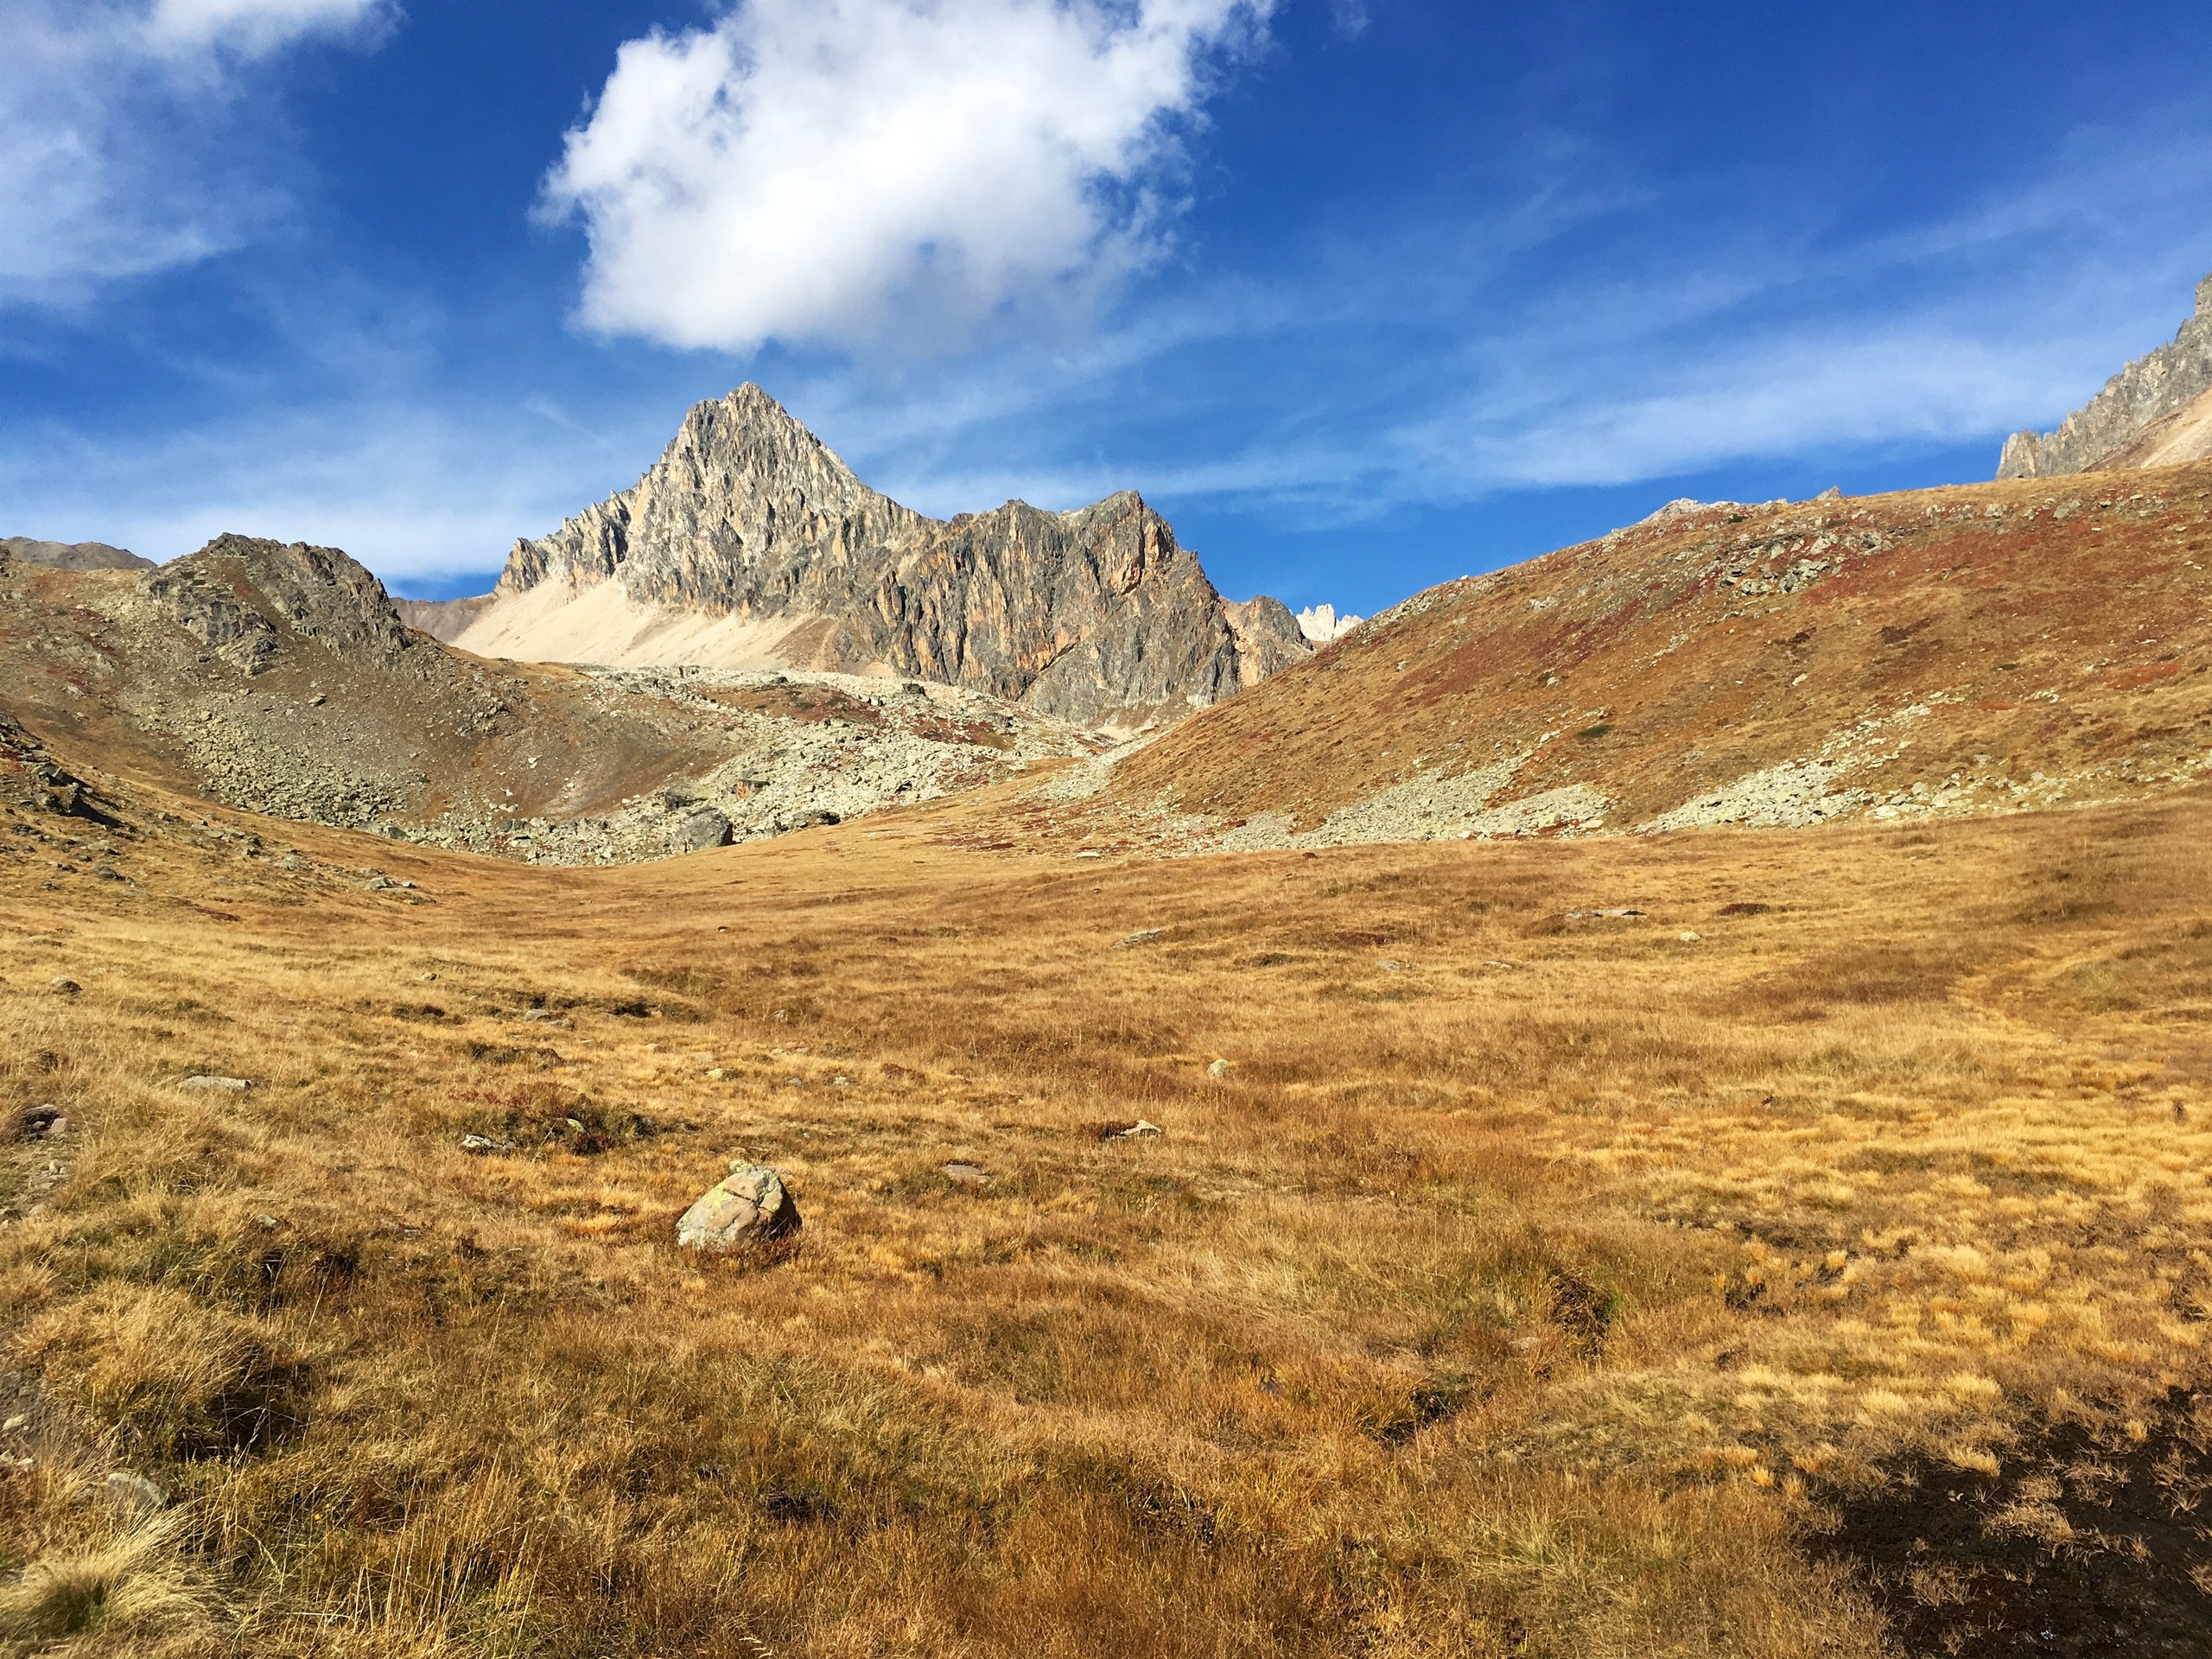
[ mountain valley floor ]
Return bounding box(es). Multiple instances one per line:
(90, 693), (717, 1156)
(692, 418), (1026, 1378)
(3, 766), (2211, 1657)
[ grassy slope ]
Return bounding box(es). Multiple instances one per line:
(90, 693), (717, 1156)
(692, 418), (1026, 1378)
(3, 750), (2211, 1655)
(1065, 462), (2212, 845)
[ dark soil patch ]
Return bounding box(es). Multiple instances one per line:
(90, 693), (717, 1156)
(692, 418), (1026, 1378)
(1807, 1394), (2212, 1657)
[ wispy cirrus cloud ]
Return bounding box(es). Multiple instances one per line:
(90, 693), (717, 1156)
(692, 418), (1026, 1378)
(782, 120), (2212, 523)
(0, 0), (391, 303)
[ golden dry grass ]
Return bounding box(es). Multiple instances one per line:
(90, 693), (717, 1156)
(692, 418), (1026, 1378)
(4, 778), (2212, 1654)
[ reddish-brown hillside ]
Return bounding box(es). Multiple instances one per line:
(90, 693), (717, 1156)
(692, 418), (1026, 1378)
(1005, 462), (2212, 853)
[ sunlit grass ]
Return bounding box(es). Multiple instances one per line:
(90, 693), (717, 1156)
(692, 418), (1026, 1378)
(3, 784), (2209, 1653)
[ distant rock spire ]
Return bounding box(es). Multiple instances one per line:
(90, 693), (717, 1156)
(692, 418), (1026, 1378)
(1296, 603), (1362, 643)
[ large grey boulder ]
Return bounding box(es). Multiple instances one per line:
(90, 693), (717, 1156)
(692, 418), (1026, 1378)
(677, 806), (732, 852)
(677, 1162), (801, 1250)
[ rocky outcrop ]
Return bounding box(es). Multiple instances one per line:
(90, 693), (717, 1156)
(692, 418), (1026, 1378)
(871, 492), (1299, 726)
(0, 709), (110, 822)
(1294, 603), (1362, 644)
(1999, 274), (2212, 478)
(140, 536), (423, 677)
(454, 385), (1307, 729)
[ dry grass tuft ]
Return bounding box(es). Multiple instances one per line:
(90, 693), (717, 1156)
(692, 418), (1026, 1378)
(0, 1511), (215, 1655)
(22, 1287), (310, 1459)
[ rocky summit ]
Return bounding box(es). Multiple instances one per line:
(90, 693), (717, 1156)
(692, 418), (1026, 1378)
(442, 385), (1311, 731)
(1999, 270), (2212, 479)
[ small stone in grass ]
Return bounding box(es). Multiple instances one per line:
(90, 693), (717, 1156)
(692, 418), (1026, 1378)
(460, 1133), (517, 1154)
(677, 1162), (800, 1250)
(942, 1162), (988, 1186)
(179, 1075), (253, 1091)
(104, 1471), (168, 1512)
(1207, 1058), (1230, 1078)
(1091, 1120), (1161, 1141)
(1678, 931), (1702, 944)
(48, 977), (79, 996)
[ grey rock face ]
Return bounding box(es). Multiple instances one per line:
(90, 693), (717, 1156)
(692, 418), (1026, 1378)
(872, 491), (1287, 726)
(1999, 273), (2212, 478)
(491, 385), (1307, 728)
(140, 563), (280, 674)
(502, 384), (926, 648)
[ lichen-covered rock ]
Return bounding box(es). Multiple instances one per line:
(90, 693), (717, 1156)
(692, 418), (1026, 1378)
(677, 1161), (801, 1250)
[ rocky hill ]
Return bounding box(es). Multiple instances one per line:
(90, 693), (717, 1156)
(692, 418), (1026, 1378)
(999, 466), (2212, 855)
(0, 532), (1092, 863)
(3, 536), (151, 571)
(445, 385), (1310, 731)
(1999, 272), (2212, 478)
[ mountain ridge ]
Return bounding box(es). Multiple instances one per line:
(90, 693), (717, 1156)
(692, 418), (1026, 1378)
(2, 536), (152, 572)
(448, 385), (1310, 730)
(1999, 272), (2212, 478)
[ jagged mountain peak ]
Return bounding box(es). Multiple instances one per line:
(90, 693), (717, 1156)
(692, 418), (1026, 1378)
(671, 384), (870, 490)
(454, 391), (1308, 729)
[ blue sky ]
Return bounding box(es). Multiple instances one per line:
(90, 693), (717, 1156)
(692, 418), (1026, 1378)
(6, 0), (2212, 617)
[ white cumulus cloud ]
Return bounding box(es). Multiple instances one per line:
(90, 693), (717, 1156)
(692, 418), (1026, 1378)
(0, 0), (389, 302)
(542, 0), (1274, 353)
